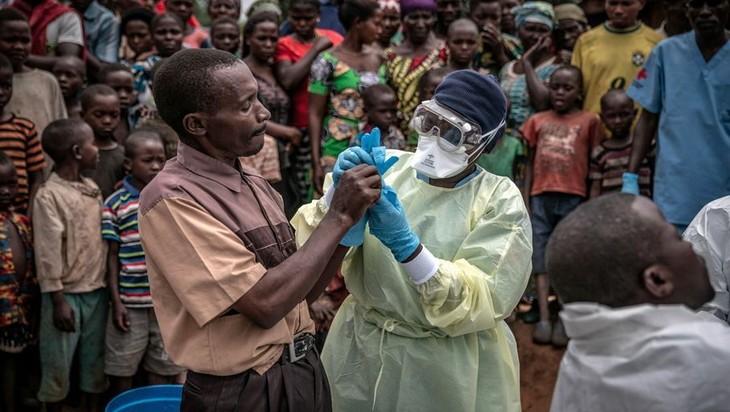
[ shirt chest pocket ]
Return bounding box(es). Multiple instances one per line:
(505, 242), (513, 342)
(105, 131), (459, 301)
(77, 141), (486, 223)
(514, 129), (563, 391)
(235, 224), (297, 270)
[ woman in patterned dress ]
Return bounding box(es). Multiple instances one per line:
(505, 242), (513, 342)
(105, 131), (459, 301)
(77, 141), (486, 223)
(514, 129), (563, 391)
(308, 0), (386, 196)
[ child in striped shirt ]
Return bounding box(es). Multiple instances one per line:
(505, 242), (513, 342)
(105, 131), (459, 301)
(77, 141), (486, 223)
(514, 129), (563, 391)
(102, 130), (184, 397)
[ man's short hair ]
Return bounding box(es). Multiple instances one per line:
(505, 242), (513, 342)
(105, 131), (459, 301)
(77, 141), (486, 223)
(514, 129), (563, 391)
(80, 84), (118, 112)
(152, 49), (240, 139)
(41, 119), (89, 164)
(546, 193), (663, 307)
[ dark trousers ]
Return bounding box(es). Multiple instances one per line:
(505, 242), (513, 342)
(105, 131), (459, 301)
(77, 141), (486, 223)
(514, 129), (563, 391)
(181, 348), (331, 412)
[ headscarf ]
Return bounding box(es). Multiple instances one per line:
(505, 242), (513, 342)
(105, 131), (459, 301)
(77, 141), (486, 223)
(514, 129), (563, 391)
(554, 3), (587, 24)
(379, 0), (400, 13)
(401, 0), (436, 18)
(247, 0), (282, 18)
(512, 1), (556, 30)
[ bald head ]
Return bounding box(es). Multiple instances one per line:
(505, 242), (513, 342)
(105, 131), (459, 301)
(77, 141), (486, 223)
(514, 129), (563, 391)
(447, 17), (479, 37)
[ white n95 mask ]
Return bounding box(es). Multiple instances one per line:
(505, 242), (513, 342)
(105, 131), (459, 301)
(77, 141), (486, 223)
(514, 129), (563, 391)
(411, 135), (470, 179)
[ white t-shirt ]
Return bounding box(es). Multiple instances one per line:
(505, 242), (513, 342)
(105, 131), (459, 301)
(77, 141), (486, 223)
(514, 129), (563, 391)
(45, 12), (84, 53)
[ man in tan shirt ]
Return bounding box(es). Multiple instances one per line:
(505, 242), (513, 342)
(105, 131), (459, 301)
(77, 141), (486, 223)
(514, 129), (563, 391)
(139, 49), (381, 411)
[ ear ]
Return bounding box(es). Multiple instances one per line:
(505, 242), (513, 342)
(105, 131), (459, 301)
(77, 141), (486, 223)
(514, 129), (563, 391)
(642, 264), (674, 300)
(123, 157), (132, 174)
(182, 113), (208, 138)
(71, 143), (83, 160)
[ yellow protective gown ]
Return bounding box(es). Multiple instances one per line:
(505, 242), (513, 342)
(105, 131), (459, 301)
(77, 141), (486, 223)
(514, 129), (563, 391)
(292, 151), (532, 411)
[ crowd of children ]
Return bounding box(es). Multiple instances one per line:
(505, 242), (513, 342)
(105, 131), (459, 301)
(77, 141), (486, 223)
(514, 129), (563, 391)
(0, 0), (727, 409)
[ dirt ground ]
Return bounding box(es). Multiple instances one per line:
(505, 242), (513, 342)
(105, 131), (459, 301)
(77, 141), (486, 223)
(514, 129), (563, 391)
(511, 320), (565, 412)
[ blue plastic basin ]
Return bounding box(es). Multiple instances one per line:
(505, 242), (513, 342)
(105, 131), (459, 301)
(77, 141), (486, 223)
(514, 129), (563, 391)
(105, 384), (183, 412)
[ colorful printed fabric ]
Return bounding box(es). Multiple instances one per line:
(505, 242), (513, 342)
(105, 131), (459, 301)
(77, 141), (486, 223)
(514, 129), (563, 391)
(499, 57), (558, 130)
(0, 211), (38, 352)
(102, 176), (151, 308)
(309, 51), (387, 160)
(384, 45), (448, 146)
(473, 33), (522, 76)
(0, 115), (46, 214)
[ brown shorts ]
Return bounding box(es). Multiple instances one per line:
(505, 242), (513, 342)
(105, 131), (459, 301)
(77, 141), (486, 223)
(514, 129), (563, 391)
(181, 346), (331, 412)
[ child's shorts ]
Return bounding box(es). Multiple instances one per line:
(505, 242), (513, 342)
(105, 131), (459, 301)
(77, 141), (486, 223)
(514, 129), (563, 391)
(530, 192), (584, 274)
(105, 307), (185, 377)
(38, 288), (108, 403)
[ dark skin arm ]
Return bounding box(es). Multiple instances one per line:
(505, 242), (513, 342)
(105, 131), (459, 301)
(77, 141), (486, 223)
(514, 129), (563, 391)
(265, 121), (302, 146)
(524, 146), (535, 212)
(51, 290), (75, 332)
(232, 165), (381, 329)
(275, 36), (333, 91)
(106, 241), (130, 332)
(309, 92), (328, 196)
(521, 36), (552, 112)
(589, 179), (601, 199)
(627, 110), (659, 174)
(27, 170), (43, 217)
(25, 43), (83, 72)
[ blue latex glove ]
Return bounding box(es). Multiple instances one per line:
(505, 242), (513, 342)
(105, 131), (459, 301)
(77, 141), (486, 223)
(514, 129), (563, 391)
(361, 128), (399, 176)
(332, 146), (375, 187)
(621, 172), (640, 195)
(368, 185), (420, 262)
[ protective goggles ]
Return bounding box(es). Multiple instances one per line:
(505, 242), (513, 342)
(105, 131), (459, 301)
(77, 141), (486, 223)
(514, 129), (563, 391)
(411, 99), (506, 152)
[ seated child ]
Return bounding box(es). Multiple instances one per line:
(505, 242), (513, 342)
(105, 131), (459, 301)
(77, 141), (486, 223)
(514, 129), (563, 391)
(0, 152), (39, 411)
(33, 119), (107, 411)
(548, 193), (730, 411)
(0, 53), (46, 215)
(354, 84), (405, 150)
(51, 56), (86, 119)
(80, 85), (125, 199)
(590, 89), (652, 198)
(684, 195), (730, 325)
(521, 65), (604, 346)
(103, 131), (184, 397)
(210, 17), (241, 56)
(239, 135), (282, 184)
(98, 64), (138, 144)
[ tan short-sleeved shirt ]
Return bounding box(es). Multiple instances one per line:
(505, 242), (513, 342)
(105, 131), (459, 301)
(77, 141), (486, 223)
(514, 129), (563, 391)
(32, 173), (106, 293)
(138, 142), (314, 376)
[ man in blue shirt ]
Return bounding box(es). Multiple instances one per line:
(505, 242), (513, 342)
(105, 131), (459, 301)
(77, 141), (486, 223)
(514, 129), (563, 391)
(71, 0), (120, 63)
(623, 0), (730, 232)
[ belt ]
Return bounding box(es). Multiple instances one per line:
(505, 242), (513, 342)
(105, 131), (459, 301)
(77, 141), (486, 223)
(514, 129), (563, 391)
(282, 332), (315, 363)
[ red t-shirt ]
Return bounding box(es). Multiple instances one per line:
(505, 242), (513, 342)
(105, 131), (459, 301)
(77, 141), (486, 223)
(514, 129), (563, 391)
(274, 29), (343, 128)
(521, 110), (604, 197)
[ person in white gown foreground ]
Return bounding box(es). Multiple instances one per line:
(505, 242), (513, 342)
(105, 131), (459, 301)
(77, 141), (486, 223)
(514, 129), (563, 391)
(548, 193), (730, 412)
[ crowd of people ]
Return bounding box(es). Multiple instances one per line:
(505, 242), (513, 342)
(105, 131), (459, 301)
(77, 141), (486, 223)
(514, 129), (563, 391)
(0, 0), (727, 409)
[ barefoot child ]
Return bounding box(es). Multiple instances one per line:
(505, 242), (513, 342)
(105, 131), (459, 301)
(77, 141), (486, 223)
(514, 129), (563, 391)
(521, 65), (604, 346)
(103, 131), (184, 397)
(33, 119), (106, 412)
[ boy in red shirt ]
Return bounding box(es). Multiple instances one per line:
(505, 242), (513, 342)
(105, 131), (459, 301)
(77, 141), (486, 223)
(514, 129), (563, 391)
(521, 65), (604, 346)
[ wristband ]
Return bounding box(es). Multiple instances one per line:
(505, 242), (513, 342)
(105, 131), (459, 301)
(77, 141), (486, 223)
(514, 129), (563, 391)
(401, 246), (439, 284)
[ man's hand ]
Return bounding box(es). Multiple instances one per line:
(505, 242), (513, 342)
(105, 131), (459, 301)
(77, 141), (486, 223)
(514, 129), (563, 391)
(329, 164), (381, 227)
(51, 293), (75, 333)
(284, 127), (303, 146)
(112, 300), (130, 332)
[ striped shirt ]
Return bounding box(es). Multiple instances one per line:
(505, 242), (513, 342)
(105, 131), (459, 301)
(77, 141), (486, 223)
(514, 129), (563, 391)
(102, 176), (151, 307)
(590, 140), (652, 197)
(0, 116), (46, 214)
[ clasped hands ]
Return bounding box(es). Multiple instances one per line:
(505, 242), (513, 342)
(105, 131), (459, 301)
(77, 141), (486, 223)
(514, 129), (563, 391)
(330, 128), (420, 262)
